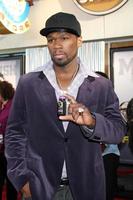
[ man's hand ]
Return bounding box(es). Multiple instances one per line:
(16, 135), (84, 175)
(59, 94), (95, 128)
(21, 182), (31, 198)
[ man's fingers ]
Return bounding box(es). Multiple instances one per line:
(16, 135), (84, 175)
(64, 94), (76, 104)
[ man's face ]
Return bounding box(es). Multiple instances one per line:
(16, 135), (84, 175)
(47, 31), (82, 67)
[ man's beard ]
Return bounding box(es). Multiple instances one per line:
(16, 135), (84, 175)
(52, 58), (69, 67)
(51, 51), (77, 67)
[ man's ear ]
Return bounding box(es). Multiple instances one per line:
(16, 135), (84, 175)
(77, 36), (82, 47)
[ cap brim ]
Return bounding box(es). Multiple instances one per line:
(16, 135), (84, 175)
(40, 27), (80, 37)
(40, 28), (50, 36)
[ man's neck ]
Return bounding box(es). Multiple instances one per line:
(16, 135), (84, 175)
(54, 63), (79, 91)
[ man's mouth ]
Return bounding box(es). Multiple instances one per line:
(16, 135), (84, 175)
(54, 53), (65, 59)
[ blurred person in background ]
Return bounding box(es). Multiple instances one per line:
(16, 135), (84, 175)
(0, 73), (4, 81)
(126, 98), (133, 154)
(0, 80), (18, 200)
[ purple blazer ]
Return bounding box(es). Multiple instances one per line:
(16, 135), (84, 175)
(5, 71), (126, 200)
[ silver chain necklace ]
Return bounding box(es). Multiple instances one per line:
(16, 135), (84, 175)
(55, 64), (79, 93)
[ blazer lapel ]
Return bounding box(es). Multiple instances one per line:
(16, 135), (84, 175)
(66, 76), (95, 136)
(37, 71), (65, 137)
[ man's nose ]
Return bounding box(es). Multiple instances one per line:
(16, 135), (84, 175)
(53, 39), (62, 48)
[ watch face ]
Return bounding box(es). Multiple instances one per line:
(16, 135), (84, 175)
(73, 0), (128, 16)
(0, 0), (30, 34)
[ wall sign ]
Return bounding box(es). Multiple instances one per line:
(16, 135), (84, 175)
(73, 0), (128, 16)
(110, 47), (133, 104)
(0, 0), (30, 34)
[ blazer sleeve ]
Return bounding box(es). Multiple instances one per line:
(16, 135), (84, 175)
(81, 79), (127, 144)
(5, 77), (30, 191)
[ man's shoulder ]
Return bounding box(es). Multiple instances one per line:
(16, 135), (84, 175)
(87, 74), (111, 85)
(21, 71), (44, 81)
(18, 71), (45, 89)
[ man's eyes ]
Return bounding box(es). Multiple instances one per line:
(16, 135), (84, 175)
(47, 36), (69, 43)
(47, 38), (53, 43)
(62, 36), (69, 40)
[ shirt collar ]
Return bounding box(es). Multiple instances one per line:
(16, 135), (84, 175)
(41, 57), (99, 78)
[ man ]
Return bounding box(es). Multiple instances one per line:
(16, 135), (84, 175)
(5, 12), (126, 200)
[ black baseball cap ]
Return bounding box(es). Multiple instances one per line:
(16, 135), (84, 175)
(40, 12), (81, 37)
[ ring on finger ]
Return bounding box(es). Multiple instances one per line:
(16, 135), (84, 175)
(78, 107), (84, 113)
